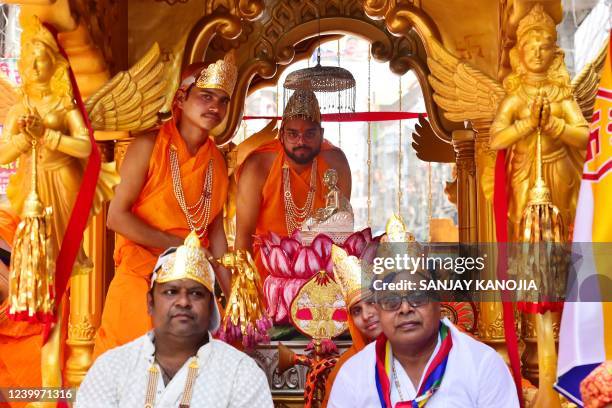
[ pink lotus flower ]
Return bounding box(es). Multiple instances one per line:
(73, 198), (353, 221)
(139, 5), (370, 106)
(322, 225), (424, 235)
(344, 228), (373, 257)
(258, 228), (379, 324)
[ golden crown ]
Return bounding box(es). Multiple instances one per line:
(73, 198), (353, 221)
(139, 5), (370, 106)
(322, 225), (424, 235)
(154, 231), (215, 293)
(517, 4), (556, 41)
(331, 245), (369, 308)
(282, 89), (322, 124)
(195, 51), (238, 96)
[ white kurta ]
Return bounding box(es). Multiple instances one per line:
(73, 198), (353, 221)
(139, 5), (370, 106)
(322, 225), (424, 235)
(76, 332), (273, 408)
(328, 318), (520, 408)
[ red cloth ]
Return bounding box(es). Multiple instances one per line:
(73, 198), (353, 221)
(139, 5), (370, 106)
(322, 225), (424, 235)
(242, 111), (425, 122)
(493, 150), (525, 407)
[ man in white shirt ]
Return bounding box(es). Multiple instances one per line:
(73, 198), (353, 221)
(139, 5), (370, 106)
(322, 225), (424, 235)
(76, 232), (273, 408)
(328, 270), (519, 408)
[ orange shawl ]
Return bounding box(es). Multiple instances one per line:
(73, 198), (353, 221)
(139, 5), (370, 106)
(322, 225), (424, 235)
(94, 118), (228, 358)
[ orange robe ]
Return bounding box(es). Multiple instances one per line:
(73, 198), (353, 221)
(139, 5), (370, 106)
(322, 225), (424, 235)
(240, 139), (339, 279)
(93, 118), (228, 359)
(0, 208), (44, 408)
(322, 316), (368, 408)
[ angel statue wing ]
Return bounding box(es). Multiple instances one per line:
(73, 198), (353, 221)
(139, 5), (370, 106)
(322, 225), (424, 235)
(427, 40), (505, 123)
(85, 43), (167, 131)
(411, 114), (455, 163)
(427, 40), (506, 201)
(0, 73), (19, 125)
(572, 37), (610, 123)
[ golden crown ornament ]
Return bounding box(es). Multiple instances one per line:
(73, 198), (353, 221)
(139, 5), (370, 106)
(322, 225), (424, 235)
(153, 231), (215, 293)
(195, 51), (238, 96)
(517, 4), (556, 41)
(282, 89), (322, 124)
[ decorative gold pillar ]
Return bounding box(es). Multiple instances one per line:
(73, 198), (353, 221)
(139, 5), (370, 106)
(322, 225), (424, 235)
(65, 140), (115, 386)
(471, 120), (514, 364)
(64, 265), (95, 386)
(522, 313), (539, 385)
(451, 129), (477, 243)
(472, 121), (497, 242)
(478, 302), (522, 367)
(58, 22), (112, 386)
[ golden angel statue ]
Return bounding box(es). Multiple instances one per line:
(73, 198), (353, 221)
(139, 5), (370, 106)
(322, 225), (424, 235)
(428, 4), (607, 241)
(0, 15), (166, 312)
(0, 18), (116, 282)
(427, 6), (608, 407)
(0, 15), (168, 396)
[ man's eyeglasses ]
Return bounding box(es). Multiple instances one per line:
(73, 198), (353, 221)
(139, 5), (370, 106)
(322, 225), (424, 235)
(377, 292), (430, 311)
(283, 129), (319, 143)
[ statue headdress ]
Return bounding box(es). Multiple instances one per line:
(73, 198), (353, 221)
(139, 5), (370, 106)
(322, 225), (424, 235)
(505, 4), (570, 97)
(516, 4), (557, 42)
(194, 51), (238, 96)
(19, 15), (60, 54)
(152, 231), (220, 331)
(282, 89), (322, 125)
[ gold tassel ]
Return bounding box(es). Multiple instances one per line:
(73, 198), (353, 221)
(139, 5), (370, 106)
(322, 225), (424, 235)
(217, 249), (272, 348)
(9, 138), (55, 322)
(519, 127), (563, 408)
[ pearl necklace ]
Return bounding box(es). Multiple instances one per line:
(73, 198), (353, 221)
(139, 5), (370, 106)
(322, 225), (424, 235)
(169, 146), (214, 239)
(282, 158), (318, 234)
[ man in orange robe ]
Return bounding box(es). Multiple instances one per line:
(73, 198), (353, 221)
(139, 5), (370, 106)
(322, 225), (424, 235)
(93, 53), (237, 358)
(235, 90), (352, 279)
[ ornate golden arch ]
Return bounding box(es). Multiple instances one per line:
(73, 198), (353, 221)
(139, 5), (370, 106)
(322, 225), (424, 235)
(182, 0), (455, 148)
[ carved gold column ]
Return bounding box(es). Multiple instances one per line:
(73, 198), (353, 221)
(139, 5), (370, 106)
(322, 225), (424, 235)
(64, 139), (116, 379)
(65, 154), (115, 389)
(472, 121), (497, 242)
(471, 121), (514, 364)
(522, 313), (538, 385)
(451, 130), (477, 243)
(58, 22), (112, 386)
(477, 303), (512, 361)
